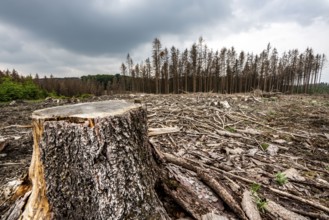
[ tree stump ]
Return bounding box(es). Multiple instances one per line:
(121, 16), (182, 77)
(21, 100), (168, 219)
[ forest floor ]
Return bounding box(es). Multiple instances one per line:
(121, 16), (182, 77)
(0, 93), (329, 219)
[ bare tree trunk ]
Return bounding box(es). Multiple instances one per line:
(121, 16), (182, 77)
(18, 100), (168, 220)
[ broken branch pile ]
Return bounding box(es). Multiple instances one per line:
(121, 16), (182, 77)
(146, 93), (329, 219)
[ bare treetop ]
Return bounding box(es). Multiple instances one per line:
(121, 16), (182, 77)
(32, 100), (140, 120)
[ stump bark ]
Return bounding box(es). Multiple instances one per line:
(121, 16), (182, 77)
(20, 100), (168, 219)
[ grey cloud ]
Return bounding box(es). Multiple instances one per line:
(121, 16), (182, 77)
(235, 0), (329, 26)
(266, 0), (329, 25)
(0, 0), (328, 80)
(0, 0), (232, 55)
(0, 37), (22, 54)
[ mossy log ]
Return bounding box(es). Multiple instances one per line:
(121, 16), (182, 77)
(19, 100), (168, 219)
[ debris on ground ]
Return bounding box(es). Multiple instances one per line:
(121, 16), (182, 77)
(1, 93), (329, 219)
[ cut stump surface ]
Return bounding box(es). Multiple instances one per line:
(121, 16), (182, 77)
(21, 100), (168, 220)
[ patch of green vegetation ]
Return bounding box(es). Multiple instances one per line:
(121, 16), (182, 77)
(47, 92), (67, 99)
(260, 143), (269, 151)
(79, 93), (93, 99)
(325, 165), (329, 171)
(251, 182), (261, 194)
(225, 126), (236, 133)
(0, 77), (47, 101)
(256, 198), (268, 213)
(308, 83), (329, 94)
(250, 182), (267, 213)
(275, 172), (288, 186)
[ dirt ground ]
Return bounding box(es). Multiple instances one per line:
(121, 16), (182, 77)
(0, 93), (328, 219)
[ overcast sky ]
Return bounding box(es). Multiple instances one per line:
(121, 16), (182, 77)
(0, 0), (328, 82)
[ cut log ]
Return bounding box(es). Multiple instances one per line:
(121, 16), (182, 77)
(17, 100), (168, 219)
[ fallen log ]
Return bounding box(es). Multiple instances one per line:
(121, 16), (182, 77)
(5, 100), (168, 219)
(162, 165), (225, 219)
(241, 190), (262, 220)
(155, 147), (248, 220)
(266, 200), (308, 220)
(268, 187), (329, 214)
(197, 171), (248, 220)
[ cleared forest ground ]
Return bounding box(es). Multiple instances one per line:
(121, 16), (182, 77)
(1, 93), (329, 219)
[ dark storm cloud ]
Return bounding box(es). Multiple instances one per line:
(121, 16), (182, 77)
(0, 0), (328, 80)
(0, 0), (231, 55)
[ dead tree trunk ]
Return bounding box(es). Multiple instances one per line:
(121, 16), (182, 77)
(19, 100), (168, 219)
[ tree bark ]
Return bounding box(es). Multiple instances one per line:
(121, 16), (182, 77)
(20, 100), (168, 219)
